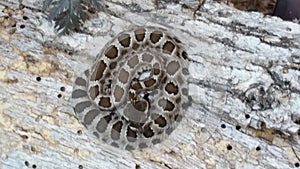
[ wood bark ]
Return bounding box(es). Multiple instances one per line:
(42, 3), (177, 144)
(0, 0), (300, 169)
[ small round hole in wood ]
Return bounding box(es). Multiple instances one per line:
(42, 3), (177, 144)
(227, 145), (232, 150)
(24, 161), (29, 167)
(60, 86), (66, 92)
(245, 114), (250, 119)
(221, 124), (226, 129)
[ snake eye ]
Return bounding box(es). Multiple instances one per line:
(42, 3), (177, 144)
(142, 92), (151, 104)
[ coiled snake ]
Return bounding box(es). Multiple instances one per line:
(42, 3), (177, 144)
(71, 26), (189, 150)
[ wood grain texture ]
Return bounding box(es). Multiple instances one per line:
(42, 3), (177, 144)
(0, 0), (300, 169)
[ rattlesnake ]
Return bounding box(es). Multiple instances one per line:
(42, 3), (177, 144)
(71, 26), (189, 150)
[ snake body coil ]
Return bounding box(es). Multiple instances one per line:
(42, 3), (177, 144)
(72, 26), (189, 150)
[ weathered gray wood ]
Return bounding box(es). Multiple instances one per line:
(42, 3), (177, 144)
(0, 0), (300, 169)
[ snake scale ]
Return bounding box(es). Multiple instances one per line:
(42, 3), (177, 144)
(71, 26), (189, 150)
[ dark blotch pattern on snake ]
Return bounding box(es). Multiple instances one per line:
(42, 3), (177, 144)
(71, 26), (189, 150)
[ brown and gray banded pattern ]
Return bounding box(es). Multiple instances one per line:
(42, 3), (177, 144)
(72, 26), (189, 150)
